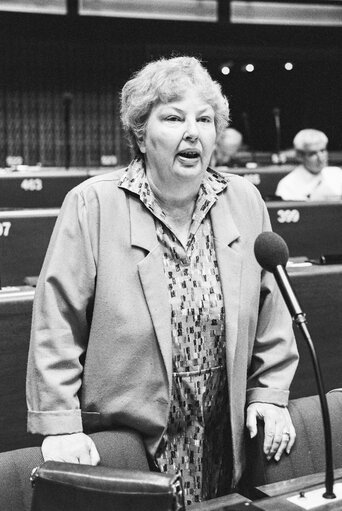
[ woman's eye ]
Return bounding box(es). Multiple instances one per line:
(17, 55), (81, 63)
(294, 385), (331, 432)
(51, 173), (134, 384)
(166, 115), (181, 122)
(199, 116), (213, 123)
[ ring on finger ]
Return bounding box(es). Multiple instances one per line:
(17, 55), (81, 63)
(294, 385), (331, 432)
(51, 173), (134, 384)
(282, 431), (290, 437)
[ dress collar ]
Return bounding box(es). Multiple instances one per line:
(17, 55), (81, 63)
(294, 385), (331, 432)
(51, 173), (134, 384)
(118, 157), (229, 201)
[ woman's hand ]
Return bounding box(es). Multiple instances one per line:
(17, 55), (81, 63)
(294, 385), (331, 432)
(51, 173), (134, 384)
(41, 432), (100, 465)
(246, 403), (296, 462)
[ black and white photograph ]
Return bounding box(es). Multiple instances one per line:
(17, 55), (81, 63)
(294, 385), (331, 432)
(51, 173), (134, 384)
(0, 1), (342, 510)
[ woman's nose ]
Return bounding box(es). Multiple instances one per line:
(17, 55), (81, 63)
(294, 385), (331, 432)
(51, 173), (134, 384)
(184, 119), (199, 141)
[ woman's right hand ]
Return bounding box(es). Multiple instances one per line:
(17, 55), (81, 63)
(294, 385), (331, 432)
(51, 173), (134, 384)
(41, 432), (100, 465)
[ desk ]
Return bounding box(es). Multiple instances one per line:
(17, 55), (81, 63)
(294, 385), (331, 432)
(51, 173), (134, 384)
(267, 201), (342, 258)
(0, 167), (118, 208)
(256, 468), (342, 498)
(288, 263), (342, 398)
(0, 244), (341, 450)
(252, 471), (342, 510)
(1, 216), (342, 397)
(218, 164), (293, 199)
(0, 208), (58, 286)
(0, 286), (41, 451)
(190, 493), (251, 510)
(188, 473), (342, 509)
(0, 168), (88, 208)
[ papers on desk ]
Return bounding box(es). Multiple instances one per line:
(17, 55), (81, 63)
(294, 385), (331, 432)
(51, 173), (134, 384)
(287, 259), (312, 268)
(287, 482), (342, 509)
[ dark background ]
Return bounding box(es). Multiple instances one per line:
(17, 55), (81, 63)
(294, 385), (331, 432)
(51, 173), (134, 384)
(0, 8), (341, 166)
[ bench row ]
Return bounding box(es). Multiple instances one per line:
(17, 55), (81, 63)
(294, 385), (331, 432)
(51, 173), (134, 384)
(0, 165), (293, 206)
(1, 262), (341, 452)
(1, 201), (341, 287)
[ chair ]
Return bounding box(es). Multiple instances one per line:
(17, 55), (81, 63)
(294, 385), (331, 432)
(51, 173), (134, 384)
(0, 429), (150, 511)
(30, 461), (184, 511)
(244, 389), (342, 492)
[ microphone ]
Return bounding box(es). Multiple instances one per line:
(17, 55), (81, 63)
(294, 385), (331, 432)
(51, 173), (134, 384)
(242, 111), (256, 163)
(62, 92), (73, 170)
(319, 254), (342, 265)
(272, 107), (281, 132)
(272, 107), (282, 165)
(254, 231), (336, 500)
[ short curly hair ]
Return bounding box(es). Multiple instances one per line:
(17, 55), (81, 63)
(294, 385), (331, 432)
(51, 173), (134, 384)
(120, 56), (230, 157)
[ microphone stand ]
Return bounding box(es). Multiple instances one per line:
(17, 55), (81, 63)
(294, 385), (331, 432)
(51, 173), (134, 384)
(272, 107), (282, 165)
(242, 111), (256, 163)
(275, 265), (336, 499)
(63, 93), (73, 170)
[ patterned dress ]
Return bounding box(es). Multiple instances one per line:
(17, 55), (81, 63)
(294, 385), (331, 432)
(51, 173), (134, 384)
(120, 160), (233, 506)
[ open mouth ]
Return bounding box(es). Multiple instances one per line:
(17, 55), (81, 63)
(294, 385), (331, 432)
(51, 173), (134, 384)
(177, 150), (200, 159)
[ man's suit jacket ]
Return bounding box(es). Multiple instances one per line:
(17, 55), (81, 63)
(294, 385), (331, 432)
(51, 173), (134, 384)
(26, 167), (298, 485)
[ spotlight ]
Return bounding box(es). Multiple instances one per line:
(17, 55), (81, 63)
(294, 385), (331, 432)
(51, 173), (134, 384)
(284, 62), (294, 71)
(220, 61), (234, 75)
(243, 63), (254, 73)
(221, 65), (231, 75)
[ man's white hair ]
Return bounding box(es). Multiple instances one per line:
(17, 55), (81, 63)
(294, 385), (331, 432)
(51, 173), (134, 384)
(293, 129), (328, 152)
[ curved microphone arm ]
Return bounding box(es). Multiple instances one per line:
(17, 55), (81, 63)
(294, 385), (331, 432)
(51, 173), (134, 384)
(298, 320), (335, 498)
(274, 265), (335, 499)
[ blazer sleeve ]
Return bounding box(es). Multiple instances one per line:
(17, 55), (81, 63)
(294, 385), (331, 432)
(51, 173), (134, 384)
(246, 202), (299, 407)
(26, 188), (96, 435)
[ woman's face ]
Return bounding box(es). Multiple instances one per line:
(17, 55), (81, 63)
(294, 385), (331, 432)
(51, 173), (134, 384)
(138, 88), (216, 191)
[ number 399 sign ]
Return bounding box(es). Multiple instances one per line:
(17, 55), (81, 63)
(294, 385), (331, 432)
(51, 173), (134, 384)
(276, 209), (300, 224)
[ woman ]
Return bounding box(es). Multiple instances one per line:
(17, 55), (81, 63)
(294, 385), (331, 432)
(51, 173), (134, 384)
(26, 56), (298, 506)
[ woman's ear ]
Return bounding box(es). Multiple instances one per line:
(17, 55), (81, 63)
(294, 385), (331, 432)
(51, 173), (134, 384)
(136, 134), (146, 154)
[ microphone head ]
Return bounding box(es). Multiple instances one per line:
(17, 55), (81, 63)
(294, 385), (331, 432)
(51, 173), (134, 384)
(254, 231), (289, 272)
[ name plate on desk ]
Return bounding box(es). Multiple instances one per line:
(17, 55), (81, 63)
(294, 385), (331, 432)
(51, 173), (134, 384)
(254, 470), (342, 510)
(267, 201), (342, 258)
(287, 483), (342, 509)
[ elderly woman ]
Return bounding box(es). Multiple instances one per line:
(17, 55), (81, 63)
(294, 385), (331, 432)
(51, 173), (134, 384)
(25, 56), (298, 506)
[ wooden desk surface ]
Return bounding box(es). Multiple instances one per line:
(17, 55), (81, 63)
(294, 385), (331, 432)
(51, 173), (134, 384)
(189, 472), (342, 510)
(256, 468), (342, 498)
(253, 476), (342, 510)
(190, 493), (251, 510)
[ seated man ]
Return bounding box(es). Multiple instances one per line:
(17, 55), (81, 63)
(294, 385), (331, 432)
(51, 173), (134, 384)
(210, 127), (244, 168)
(275, 129), (342, 200)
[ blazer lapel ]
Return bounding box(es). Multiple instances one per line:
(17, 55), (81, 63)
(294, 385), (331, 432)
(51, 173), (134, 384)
(129, 195), (172, 393)
(129, 191), (243, 393)
(210, 197), (242, 380)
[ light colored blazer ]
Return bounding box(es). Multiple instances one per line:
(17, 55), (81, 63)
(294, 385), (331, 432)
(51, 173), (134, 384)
(26, 167), (298, 485)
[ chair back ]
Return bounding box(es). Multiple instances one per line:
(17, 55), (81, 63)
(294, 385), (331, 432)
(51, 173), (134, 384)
(244, 390), (342, 490)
